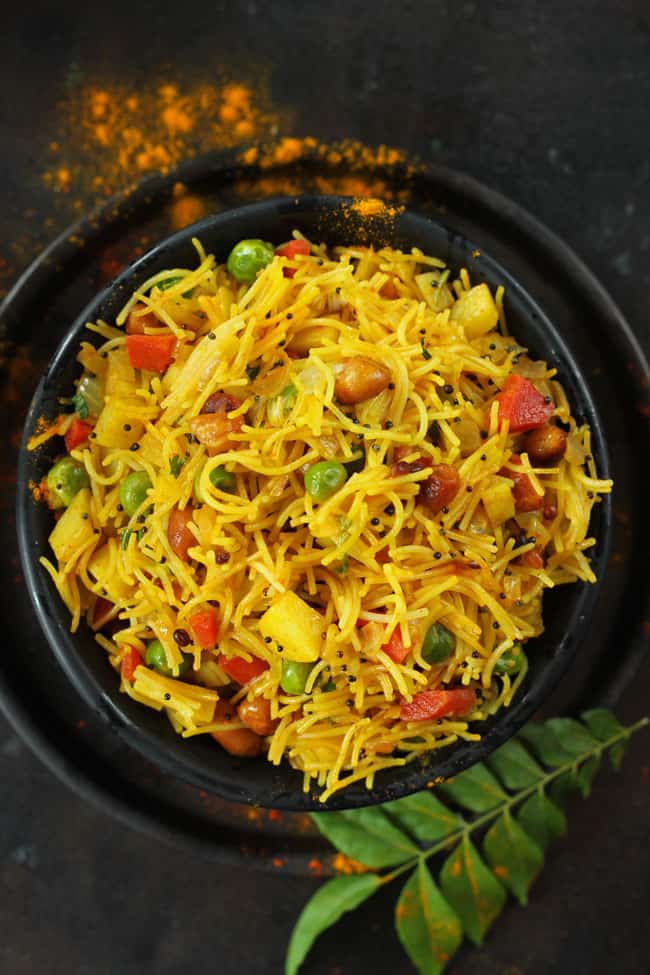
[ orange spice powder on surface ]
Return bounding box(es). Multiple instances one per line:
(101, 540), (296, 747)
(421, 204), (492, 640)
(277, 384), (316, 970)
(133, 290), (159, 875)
(233, 138), (416, 206)
(349, 197), (402, 218)
(332, 852), (368, 875)
(42, 79), (285, 209)
(1, 65), (425, 311)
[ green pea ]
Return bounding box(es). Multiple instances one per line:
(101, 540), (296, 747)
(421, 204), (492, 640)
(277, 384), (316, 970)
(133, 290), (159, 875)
(304, 460), (348, 502)
(194, 464), (237, 502)
(226, 239), (275, 283)
(494, 644), (527, 676)
(119, 471), (152, 517)
(320, 678), (337, 693)
(422, 622), (456, 663)
(280, 659), (314, 695)
(46, 456), (90, 509)
(145, 639), (192, 676)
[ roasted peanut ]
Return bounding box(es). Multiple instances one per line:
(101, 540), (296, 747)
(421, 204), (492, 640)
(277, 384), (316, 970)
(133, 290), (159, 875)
(524, 424), (568, 465)
(500, 456), (544, 512)
(212, 699), (263, 757)
(418, 464), (460, 514)
(334, 356), (392, 404)
(237, 697), (278, 736)
(511, 470), (544, 512)
(287, 325), (339, 356)
(391, 447), (430, 477)
(168, 506), (195, 561)
(190, 412), (244, 452)
(202, 392), (243, 415)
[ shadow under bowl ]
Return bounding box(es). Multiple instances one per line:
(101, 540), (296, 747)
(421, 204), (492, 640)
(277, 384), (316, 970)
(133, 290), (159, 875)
(16, 194), (611, 810)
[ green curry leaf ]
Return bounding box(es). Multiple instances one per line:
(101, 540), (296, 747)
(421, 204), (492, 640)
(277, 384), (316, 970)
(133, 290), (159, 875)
(517, 721), (572, 766)
(517, 791), (567, 851)
(285, 874), (381, 975)
(546, 718), (599, 756)
(483, 808), (543, 905)
(383, 792), (462, 845)
(311, 808), (418, 869)
(582, 708), (627, 770)
(438, 763), (506, 813)
(395, 860), (462, 975)
(439, 834), (507, 945)
(488, 739), (543, 790)
(286, 711), (648, 975)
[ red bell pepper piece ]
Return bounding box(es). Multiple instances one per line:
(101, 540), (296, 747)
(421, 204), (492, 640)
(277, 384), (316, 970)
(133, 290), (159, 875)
(376, 545), (390, 564)
(125, 333), (176, 373)
(189, 609), (220, 650)
(400, 687), (476, 722)
(121, 646), (143, 682)
(276, 239), (310, 259)
(276, 238), (310, 278)
(218, 653), (269, 685)
(382, 627), (411, 664)
(64, 417), (94, 452)
(495, 375), (553, 433)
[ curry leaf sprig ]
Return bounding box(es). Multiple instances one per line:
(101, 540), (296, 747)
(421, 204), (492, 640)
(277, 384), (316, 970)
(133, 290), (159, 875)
(286, 709), (648, 975)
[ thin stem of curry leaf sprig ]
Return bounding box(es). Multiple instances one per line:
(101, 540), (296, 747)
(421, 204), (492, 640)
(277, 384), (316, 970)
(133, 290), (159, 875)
(376, 717), (649, 886)
(289, 713), (649, 975)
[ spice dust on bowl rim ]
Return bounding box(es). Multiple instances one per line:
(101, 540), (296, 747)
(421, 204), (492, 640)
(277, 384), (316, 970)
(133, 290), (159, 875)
(16, 195), (612, 810)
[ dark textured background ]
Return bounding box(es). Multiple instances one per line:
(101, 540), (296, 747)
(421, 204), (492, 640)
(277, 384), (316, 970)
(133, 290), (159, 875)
(1, 3), (649, 973)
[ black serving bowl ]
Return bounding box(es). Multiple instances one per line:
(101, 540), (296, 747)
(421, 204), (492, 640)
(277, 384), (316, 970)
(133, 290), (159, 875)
(16, 194), (611, 810)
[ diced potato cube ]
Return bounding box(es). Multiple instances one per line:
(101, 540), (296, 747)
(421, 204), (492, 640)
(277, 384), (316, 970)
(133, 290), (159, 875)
(192, 505), (217, 548)
(455, 417), (482, 457)
(93, 348), (144, 447)
(78, 341), (108, 380)
(483, 475), (515, 526)
(104, 348), (137, 397)
(451, 283), (498, 339)
(259, 591), (323, 662)
(49, 488), (94, 564)
(94, 399), (144, 448)
(415, 271), (454, 310)
(137, 428), (165, 466)
(87, 540), (133, 601)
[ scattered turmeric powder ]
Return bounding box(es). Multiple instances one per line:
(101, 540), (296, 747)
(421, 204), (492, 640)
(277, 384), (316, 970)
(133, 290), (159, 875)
(42, 78), (285, 208)
(2, 71), (423, 305)
(169, 182), (208, 229)
(349, 197), (400, 218)
(332, 852), (368, 875)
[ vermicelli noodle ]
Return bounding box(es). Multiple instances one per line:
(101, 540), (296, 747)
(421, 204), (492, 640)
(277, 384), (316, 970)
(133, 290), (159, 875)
(30, 231), (612, 801)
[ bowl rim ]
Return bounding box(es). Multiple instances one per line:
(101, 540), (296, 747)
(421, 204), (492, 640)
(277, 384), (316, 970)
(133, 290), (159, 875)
(14, 189), (616, 810)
